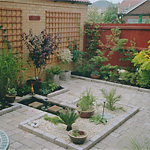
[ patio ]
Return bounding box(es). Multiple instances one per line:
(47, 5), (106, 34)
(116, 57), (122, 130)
(0, 76), (150, 150)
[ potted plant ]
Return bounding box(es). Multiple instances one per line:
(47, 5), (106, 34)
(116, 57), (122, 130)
(45, 66), (61, 84)
(44, 109), (79, 131)
(77, 89), (96, 118)
(5, 88), (17, 103)
(68, 129), (87, 144)
(90, 70), (100, 79)
(57, 48), (73, 81)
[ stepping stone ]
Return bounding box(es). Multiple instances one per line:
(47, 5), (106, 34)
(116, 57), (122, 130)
(48, 105), (63, 113)
(29, 102), (43, 108)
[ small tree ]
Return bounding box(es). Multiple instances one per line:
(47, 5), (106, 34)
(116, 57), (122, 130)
(103, 7), (117, 23)
(87, 7), (103, 23)
(22, 29), (61, 79)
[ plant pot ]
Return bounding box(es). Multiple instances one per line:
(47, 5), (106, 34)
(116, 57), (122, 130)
(26, 79), (37, 86)
(68, 130), (87, 144)
(60, 71), (71, 81)
(5, 94), (16, 103)
(52, 74), (60, 85)
(76, 107), (94, 118)
(90, 74), (100, 79)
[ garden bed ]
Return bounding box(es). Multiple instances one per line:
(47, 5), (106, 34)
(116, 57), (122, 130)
(19, 102), (139, 150)
(0, 103), (21, 116)
(71, 75), (150, 93)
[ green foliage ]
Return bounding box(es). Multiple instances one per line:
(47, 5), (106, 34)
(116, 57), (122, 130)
(22, 29), (60, 79)
(132, 41), (150, 88)
(45, 66), (61, 77)
(136, 70), (150, 88)
(0, 26), (26, 103)
(132, 42), (150, 71)
(87, 7), (103, 23)
(44, 109), (79, 131)
(49, 82), (59, 92)
(119, 70), (137, 85)
(91, 70), (100, 76)
(39, 88), (51, 96)
(39, 81), (59, 95)
(74, 58), (94, 77)
(130, 138), (150, 150)
(7, 88), (17, 96)
(99, 28), (138, 71)
(67, 39), (83, 62)
(90, 49), (108, 66)
(17, 84), (31, 96)
(100, 64), (119, 80)
(103, 7), (117, 23)
(72, 129), (80, 137)
(102, 28), (128, 51)
(100, 88), (124, 111)
(85, 24), (101, 59)
(89, 115), (107, 125)
(78, 89), (96, 111)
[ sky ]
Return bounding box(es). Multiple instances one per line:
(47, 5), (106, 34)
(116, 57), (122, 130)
(90, 0), (123, 4)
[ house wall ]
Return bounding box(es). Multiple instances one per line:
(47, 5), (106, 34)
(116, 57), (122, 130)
(123, 0), (150, 23)
(0, 0), (88, 80)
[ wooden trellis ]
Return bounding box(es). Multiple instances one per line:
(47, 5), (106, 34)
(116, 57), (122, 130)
(46, 11), (81, 63)
(0, 8), (23, 55)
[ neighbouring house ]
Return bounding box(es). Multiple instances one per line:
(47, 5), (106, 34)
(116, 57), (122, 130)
(0, 0), (90, 79)
(118, 0), (150, 23)
(92, 0), (117, 14)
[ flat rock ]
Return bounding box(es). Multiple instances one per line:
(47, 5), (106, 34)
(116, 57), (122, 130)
(29, 102), (43, 108)
(48, 105), (63, 113)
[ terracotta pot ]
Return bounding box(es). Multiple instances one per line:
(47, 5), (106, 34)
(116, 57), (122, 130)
(90, 74), (100, 79)
(68, 130), (87, 144)
(76, 107), (94, 118)
(5, 94), (16, 103)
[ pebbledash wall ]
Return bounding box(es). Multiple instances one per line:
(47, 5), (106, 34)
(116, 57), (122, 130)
(0, 0), (89, 79)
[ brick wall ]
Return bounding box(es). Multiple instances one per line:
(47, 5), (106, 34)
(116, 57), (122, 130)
(0, 0), (88, 80)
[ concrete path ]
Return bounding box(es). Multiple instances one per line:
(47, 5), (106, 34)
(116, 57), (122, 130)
(0, 77), (150, 150)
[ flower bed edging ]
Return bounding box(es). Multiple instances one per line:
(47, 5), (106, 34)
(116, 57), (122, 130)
(71, 75), (150, 93)
(0, 103), (21, 116)
(19, 104), (139, 150)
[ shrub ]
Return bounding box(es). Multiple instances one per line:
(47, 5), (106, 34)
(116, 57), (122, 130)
(78, 89), (96, 111)
(0, 26), (26, 104)
(132, 41), (150, 88)
(22, 29), (60, 79)
(100, 88), (124, 111)
(44, 109), (79, 131)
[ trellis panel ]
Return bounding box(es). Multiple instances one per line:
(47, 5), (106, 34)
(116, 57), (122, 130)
(46, 11), (81, 63)
(0, 8), (23, 55)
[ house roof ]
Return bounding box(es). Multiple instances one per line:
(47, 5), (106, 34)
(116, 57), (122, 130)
(54, 0), (91, 4)
(125, 0), (147, 14)
(118, 0), (144, 13)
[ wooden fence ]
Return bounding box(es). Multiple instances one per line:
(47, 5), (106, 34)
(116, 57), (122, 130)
(83, 23), (150, 68)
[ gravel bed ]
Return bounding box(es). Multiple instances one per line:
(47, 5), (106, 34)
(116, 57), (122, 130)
(33, 103), (132, 143)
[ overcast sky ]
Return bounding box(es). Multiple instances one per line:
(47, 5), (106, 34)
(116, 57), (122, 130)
(90, 0), (123, 4)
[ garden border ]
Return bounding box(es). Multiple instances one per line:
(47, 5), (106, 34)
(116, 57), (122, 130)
(19, 104), (139, 150)
(0, 103), (22, 116)
(71, 75), (150, 93)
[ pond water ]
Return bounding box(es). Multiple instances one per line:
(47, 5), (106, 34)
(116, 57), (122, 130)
(19, 96), (72, 115)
